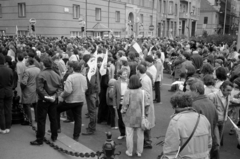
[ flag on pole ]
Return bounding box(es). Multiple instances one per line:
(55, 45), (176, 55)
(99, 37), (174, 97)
(87, 46), (98, 81)
(148, 46), (154, 55)
(132, 42), (144, 58)
(16, 25), (19, 36)
(132, 42), (142, 54)
(100, 50), (108, 76)
(228, 116), (239, 130)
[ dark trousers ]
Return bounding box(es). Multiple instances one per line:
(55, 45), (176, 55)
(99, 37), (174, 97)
(0, 96), (13, 130)
(57, 102), (83, 138)
(31, 103), (38, 122)
(108, 106), (115, 127)
(66, 110), (74, 121)
(154, 81), (161, 102)
(98, 88), (108, 123)
(210, 144), (220, 159)
(217, 123), (224, 146)
(117, 104), (125, 136)
(36, 100), (58, 142)
(23, 104), (33, 124)
(144, 129), (152, 146)
(86, 93), (97, 132)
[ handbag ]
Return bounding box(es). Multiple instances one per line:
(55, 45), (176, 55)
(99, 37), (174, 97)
(141, 90), (151, 131)
(158, 113), (201, 159)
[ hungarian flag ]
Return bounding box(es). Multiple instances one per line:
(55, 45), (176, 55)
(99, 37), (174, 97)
(87, 46), (98, 81)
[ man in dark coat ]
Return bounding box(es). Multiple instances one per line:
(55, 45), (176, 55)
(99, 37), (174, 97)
(30, 57), (62, 145)
(187, 78), (219, 159)
(0, 53), (13, 134)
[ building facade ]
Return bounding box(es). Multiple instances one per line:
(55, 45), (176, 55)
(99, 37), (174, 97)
(156, 0), (201, 38)
(0, 0), (158, 38)
(198, 0), (240, 35)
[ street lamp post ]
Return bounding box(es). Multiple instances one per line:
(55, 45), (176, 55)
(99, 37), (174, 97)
(223, 0), (228, 35)
(188, 12), (193, 38)
(108, 0), (110, 38)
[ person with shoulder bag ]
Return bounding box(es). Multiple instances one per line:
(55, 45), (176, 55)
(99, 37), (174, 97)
(121, 75), (150, 157)
(160, 92), (212, 159)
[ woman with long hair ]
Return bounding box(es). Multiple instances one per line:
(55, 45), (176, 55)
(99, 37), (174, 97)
(121, 75), (150, 157)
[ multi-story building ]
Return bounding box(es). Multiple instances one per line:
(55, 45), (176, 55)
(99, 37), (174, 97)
(156, 0), (179, 37)
(156, 0), (201, 38)
(197, 0), (221, 35)
(0, 0), (157, 38)
(198, 0), (240, 35)
(229, 0), (239, 35)
(179, 0), (201, 37)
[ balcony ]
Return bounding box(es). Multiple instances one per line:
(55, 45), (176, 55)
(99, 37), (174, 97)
(179, 12), (199, 20)
(166, 13), (176, 19)
(179, 12), (188, 19)
(158, 13), (167, 19)
(191, 14), (199, 20)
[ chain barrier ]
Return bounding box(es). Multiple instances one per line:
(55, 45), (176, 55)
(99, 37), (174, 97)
(18, 104), (121, 158)
(153, 135), (165, 146)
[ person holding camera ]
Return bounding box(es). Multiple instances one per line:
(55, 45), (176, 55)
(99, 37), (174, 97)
(30, 57), (62, 146)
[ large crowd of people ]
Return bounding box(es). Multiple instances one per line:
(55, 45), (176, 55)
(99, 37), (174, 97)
(0, 35), (240, 158)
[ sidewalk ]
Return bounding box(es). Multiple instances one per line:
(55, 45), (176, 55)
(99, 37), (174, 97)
(0, 124), (97, 159)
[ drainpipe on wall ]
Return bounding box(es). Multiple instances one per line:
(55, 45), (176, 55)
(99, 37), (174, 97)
(108, 0), (110, 38)
(85, 0), (87, 37)
(125, 2), (127, 38)
(223, 0), (228, 35)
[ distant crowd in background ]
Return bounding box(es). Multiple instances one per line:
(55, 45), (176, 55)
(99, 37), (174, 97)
(0, 35), (240, 158)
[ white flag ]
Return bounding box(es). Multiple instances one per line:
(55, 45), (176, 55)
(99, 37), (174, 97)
(87, 46), (98, 81)
(148, 46), (154, 55)
(132, 42), (142, 54)
(133, 42), (144, 58)
(16, 25), (18, 36)
(228, 116), (239, 130)
(100, 50), (108, 76)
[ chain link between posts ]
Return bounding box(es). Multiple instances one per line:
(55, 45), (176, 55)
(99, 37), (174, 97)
(18, 104), (121, 158)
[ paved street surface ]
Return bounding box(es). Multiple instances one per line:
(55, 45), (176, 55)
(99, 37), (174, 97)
(1, 74), (240, 159)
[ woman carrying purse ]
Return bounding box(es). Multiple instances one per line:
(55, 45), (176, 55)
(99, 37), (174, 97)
(121, 75), (150, 157)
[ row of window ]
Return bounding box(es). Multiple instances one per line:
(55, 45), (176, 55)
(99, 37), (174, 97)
(128, 0), (154, 9)
(70, 31), (121, 37)
(139, 14), (153, 25)
(0, 3), (26, 18)
(93, 8), (120, 22)
(157, 0), (200, 16)
(0, 3), (121, 22)
(158, 1), (178, 15)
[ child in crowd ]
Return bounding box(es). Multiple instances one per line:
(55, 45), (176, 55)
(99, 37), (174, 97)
(106, 79), (118, 129)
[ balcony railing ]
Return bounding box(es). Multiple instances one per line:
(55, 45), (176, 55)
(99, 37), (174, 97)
(179, 12), (199, 20)
(179, 12), (188, 19)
